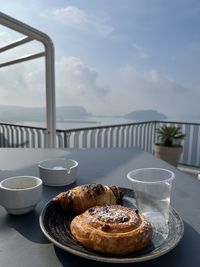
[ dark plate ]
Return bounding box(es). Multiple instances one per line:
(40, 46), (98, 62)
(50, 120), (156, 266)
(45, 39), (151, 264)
(39, 188), (184, 263)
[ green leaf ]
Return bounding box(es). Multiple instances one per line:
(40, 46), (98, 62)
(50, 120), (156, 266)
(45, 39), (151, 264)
(156, 125), (186, 147)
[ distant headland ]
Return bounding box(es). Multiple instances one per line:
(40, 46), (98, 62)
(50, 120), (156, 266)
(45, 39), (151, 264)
(0, 104), (167, 123)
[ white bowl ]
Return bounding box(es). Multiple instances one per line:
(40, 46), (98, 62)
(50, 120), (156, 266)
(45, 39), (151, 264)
(38, 158), (78, 186)
(0, 176), (42, 215)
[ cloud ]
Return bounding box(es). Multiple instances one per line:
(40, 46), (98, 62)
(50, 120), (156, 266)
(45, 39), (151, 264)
(131, 43), (150, 59)
(0, 31), (12, 46)
(0, 60), (46, 107)
(106, 64), (199, 120)
(41, 6), (114, 37)
(0, 54), (109, 113)
(56, 56), (109, 106)
(0, 27), (198, 120)
(0, 55), (199, 121)
(52, 6), (88, 26)
(0, 30), (46, 106)
(118, 65), (190, 95)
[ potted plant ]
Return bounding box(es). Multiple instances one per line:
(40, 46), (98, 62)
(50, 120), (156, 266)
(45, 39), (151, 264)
(154, 125), (186, 166)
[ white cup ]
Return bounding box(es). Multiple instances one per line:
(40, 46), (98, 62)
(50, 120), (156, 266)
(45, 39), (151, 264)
(38, 158), (78, 186)
(0, 176), (42, 215)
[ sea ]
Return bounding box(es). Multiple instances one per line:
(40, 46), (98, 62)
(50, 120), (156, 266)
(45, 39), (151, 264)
(18, 117), (135, 130)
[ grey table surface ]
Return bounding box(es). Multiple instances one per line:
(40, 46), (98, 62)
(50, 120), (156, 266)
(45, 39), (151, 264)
(0, 148), (199, 267)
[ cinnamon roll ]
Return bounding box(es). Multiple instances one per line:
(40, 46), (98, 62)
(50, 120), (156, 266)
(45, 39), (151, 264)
(70, 205), (152, 255)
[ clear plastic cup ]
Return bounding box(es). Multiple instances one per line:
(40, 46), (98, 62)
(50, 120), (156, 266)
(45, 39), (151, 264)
(127, 168), (175, 241)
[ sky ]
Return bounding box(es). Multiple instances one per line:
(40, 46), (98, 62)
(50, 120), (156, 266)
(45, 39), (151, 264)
(0, 0), (200, 122)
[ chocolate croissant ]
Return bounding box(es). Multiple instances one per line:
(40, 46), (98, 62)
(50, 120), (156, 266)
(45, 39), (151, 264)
(70, 205), (152, 255)
(53, 184), (123, 214)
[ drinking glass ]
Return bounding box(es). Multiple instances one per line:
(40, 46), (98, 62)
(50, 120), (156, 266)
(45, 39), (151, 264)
(127, 168), (175, 240)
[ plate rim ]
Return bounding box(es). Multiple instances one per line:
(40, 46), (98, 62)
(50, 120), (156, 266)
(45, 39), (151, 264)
(39, 187), (184, 263)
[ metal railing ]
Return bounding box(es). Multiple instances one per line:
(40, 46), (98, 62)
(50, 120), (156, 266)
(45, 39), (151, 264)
(0, 122), (47, 148)
(0, 120), (200, 167)
(56, 121), (156, 152)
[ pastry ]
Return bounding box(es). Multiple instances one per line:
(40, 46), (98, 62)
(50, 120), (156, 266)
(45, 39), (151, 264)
(53, 184), (123, 214)
(70, 205), (152, 255)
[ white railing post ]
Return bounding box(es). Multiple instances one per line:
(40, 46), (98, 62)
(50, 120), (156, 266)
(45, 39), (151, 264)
(44, 39), (56, 148)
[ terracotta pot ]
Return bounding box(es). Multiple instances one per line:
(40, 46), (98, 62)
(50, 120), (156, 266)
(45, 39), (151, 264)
(154, 145), (183, 167)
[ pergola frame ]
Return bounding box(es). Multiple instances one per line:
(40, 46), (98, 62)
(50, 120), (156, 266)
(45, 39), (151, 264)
(0, 11), (56, 148)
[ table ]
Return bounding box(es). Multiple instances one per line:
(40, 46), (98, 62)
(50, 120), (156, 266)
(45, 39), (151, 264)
(0, 148), (200, 267)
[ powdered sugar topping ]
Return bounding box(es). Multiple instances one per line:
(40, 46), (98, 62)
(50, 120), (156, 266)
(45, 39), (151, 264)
(87, 205), (139, 224)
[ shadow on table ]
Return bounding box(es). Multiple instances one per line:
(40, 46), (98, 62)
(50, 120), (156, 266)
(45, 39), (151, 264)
(2, 209), (49, 244)
(1, 182), (77, 244)
(53, 221), (200, 267)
